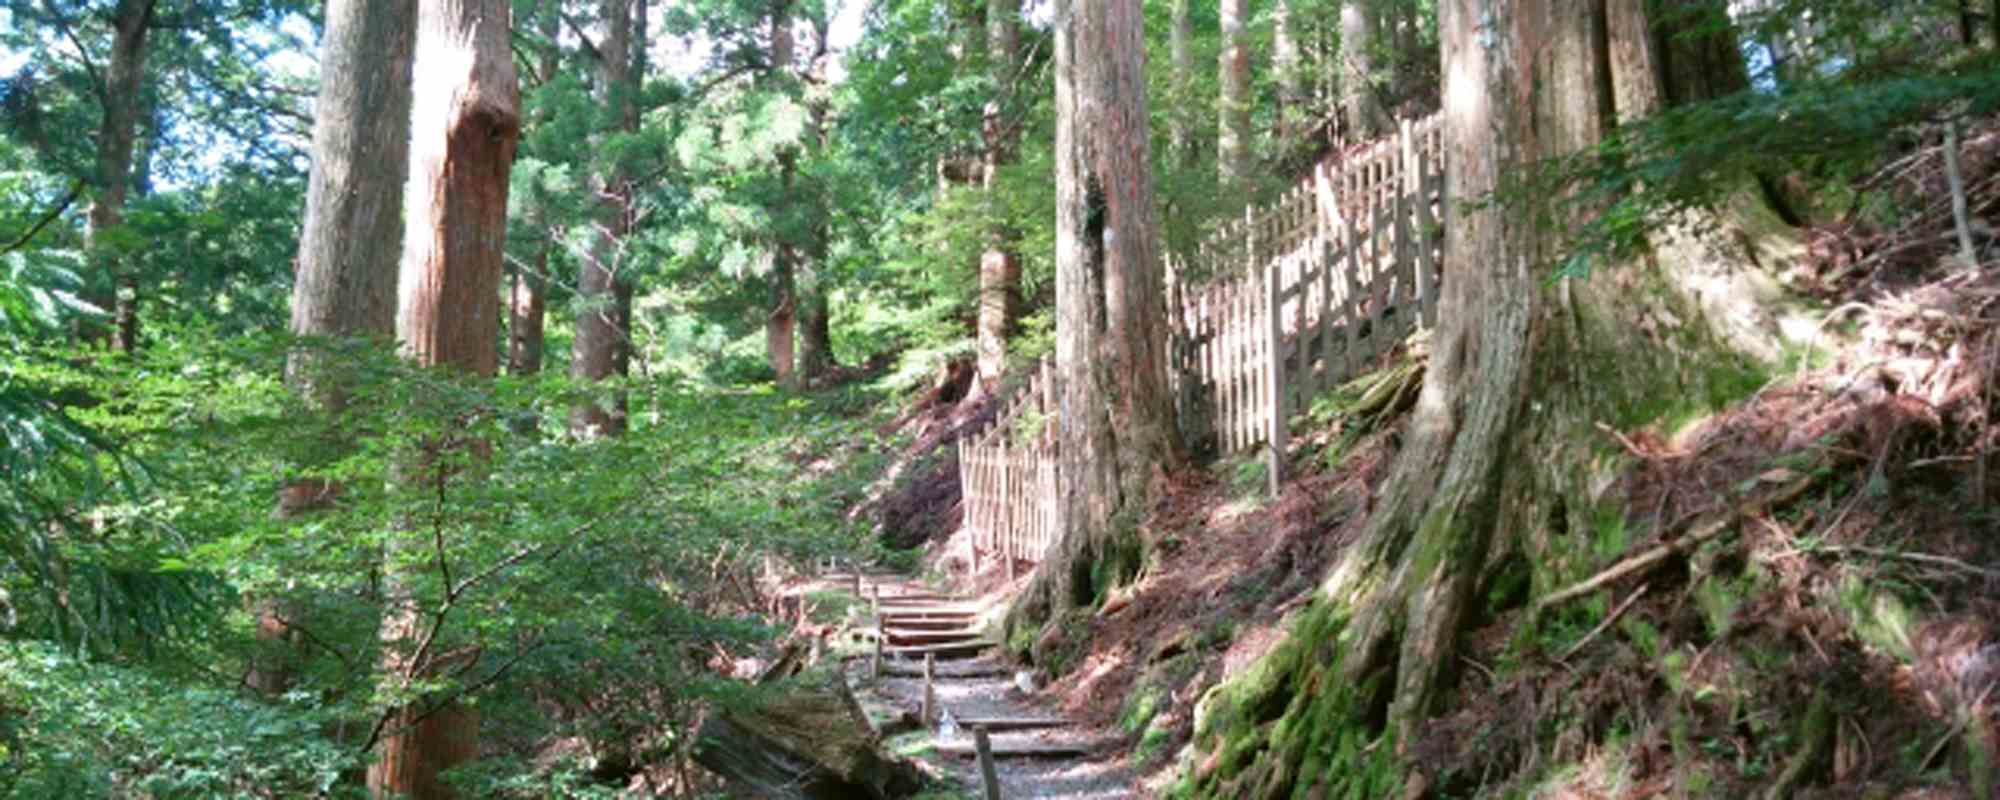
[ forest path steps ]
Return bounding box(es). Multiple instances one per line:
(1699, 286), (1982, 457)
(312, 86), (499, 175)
(818, 569), (1138, 798)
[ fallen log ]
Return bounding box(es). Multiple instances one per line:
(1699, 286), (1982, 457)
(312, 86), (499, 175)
(695, 656), (925, 799)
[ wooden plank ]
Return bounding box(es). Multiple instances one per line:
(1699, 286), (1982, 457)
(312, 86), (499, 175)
(1264, 262), (1286, 497)
(884, 639), (999, 659)
(878, 660), (1008, 679)
(935, 740), (1093, 759)
(955, 716), (1070, 733)
(1318, 215), (1338, 395)
(883, 627), (986, 646)
(1341, 212), (1363, 378)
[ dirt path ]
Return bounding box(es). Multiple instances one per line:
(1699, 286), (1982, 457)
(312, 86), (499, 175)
(827, 570), (1139, 799)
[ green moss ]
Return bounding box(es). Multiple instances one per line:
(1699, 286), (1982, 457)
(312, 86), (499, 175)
(1836, 573), (1916, 663)
(1172, 600), (1404, 798)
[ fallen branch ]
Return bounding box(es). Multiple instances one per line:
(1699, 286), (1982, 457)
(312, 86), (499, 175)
(1537, 475), (1818, 611)
(1795, 544), (2000, 581)
(1556, 583), (1648, 662)
(1920, 682), (1996, 772)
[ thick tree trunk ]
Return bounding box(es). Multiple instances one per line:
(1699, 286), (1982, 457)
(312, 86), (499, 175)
(570, 0), (637, 433)
(81, 0), (156, 352)
(375, 0), (519, 795)
(976, 0), (1021, 385)
(1010, 0), (1180, 646)
(1340, 0), (1389, 140)
(289, 0), (416, 398)
(1218, 0), (1251, 190)
(271, 0), (417, 697)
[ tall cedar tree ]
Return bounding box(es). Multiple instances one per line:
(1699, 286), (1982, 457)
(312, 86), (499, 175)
(1340, 0), (1389, 138)
(288, 0), (416, 401)
(1217, 0), (1250, 190)
(371, 0), (520, 795)
(764, 0), (800, 390)
(976, 0), (1022, 384)
(1007, 0), (1181, 644)
(69, 0), (159, 351)
(509, 0), (564, 376)
(266, 0), (417, 697)
(570, 0), (640, 434)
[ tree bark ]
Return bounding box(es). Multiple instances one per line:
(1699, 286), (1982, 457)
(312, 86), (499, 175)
(271, 0), (417, 698)
(508, 1), (561, 378)
(81, 0), (158, 352)
(1218, 0), (1251, 191)
(1273, 0), (1304, 146)
(766, 0), (800, 391)
(1010, 0), (1180, 643)
(1169, 0), (1195, 162)
(976, 0), (1021, 385)
(1340, 0), (1389, 140)
(374, 0), (520, 795)
(289, 0), (417, 401)
(508, 248), (548, 375)
(570, 0), (638, 434)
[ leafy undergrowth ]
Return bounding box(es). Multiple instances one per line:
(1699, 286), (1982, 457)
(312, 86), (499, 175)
(2, 333), (926, 797)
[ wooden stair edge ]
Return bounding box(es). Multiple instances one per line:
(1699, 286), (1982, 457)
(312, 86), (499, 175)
(952, 716), (1070, 731)
(933, 740), (1094, 759)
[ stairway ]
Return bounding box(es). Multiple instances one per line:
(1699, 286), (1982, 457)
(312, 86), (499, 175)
(822, 570), (1134, 798)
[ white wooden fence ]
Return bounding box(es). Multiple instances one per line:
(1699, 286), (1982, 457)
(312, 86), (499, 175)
(1166, 115), (1444, 494)
(956, 357), (1060, 579)
(958, 115), (1447, 574)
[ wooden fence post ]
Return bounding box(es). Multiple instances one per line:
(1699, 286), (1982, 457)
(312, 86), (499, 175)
(922, 653), (936, 727)
(999, 443), (1013, 582)
(1265, 262), (1286, 497)
(976, 726), (1001, 800)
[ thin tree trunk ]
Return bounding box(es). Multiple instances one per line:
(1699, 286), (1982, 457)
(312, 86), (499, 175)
(1340, 0), (1388, 139)
(1218, 0), (1252, 190)
(1169, 0), (1195, 162)
(1273, 0), (1303, 146)
(81, 0), (157, 352)
(570, 0), (637, 433)
(977, 0), (1021, 385)
(374, 0), (520, 794)
(767, 0), (800, 390)
(507, 248), (548, 375)
(1011, 0), (1180, 644)
(508, 0), (561, 377)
